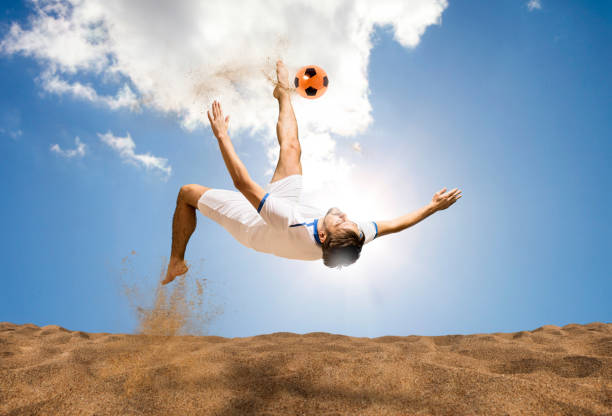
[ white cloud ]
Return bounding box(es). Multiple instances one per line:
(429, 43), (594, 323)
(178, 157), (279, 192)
(40, 71), (139, 110)
(1, 128), (23, 140)
(1, 0), (447, 190)
(50, 136), (86, 157)
(527, 0), (542, 11)
(0, 109), (23, 140)
(98, 131), (172, 178)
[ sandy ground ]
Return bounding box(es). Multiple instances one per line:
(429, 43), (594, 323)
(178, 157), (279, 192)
(1, 321), (611, 415)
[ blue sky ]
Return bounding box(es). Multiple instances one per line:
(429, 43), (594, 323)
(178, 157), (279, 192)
(1, 0), (610, 337)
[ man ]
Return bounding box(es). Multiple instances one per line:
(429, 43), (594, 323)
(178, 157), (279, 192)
(162, 60), (462, 285)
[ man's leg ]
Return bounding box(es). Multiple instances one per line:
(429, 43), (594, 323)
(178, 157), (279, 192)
(162, 184), (210, 285)
(271, 60), (302, 183)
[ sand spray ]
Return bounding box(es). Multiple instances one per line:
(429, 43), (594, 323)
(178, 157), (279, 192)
(110, 251), (225, 398)
(120, 251), (223, 336)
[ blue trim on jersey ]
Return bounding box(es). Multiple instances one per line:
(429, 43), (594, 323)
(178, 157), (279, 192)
(290, 221), (315, 228)
(373, 221), (378, 238)
(313, 218), (322, 245)
(288, 220), (321, 245)
(257, 193), (269, 213)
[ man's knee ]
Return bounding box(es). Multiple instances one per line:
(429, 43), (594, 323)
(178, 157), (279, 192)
(280, 142), (301, 160)
(179, 184), (208, 207)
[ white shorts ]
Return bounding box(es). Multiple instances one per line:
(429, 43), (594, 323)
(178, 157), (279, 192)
(197, 174), (304, 247)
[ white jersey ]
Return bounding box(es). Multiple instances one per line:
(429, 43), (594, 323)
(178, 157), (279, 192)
(198, 175), (378, 261)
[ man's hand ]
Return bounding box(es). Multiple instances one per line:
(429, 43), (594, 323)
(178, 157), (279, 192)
(207, 100), (230, 139)
(431, 187), (462, 211)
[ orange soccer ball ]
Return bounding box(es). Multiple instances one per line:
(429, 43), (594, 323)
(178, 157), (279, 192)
(294, 65), (329, 99)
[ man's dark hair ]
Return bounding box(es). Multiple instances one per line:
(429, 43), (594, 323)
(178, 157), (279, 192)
(321, 228), (365, 269)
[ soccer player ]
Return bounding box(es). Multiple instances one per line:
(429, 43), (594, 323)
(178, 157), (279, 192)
(162, 60), (462, 284)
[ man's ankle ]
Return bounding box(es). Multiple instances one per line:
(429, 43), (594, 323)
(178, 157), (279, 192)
(276, 90), (290, 99)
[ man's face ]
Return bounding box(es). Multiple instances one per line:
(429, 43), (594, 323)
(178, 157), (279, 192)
(323, 207), (359, 235)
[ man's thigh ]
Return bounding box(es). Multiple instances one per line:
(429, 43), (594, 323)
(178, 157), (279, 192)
(270, 145), (302, 183)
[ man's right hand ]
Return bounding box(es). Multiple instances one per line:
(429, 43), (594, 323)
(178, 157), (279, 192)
(431, 187), (462, 211)
(207, 100), (230, 139)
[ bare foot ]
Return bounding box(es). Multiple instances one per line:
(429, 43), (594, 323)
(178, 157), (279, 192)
(273, 60), (290, 99)
(162, 257), (188, 285)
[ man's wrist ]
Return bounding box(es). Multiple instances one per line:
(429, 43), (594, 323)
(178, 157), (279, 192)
(216, 132), (230, 141)
(426, 202), (439, 213)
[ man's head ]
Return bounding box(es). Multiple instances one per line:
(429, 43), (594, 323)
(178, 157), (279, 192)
(318, 207), (365, 269)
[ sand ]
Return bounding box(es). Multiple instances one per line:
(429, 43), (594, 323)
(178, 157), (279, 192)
(1, 322), (611, 415)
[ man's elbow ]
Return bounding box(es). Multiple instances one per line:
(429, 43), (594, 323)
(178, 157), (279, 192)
(233, 178), (245, 191)
(232, 175), (250, 192)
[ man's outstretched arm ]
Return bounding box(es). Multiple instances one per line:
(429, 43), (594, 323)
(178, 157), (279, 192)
(207, 100), (266, 210)
(376, 187), (462, 237)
